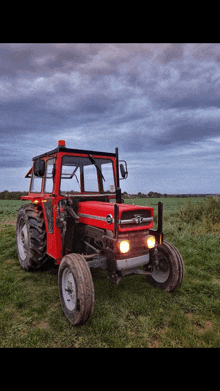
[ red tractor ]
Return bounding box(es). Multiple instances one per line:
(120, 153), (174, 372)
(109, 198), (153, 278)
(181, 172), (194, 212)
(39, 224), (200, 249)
(16, 140), (184, 325)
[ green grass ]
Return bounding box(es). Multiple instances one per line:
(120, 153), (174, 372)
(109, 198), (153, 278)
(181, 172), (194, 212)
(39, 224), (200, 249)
(0, 200), (27, 223)
(1, 198), (220, 347)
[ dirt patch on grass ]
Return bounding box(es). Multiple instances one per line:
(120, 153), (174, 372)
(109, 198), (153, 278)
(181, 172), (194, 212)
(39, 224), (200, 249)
(37, 321), (49, 329)
(186, 312), (213, 333)
(213, 278), (220, 285)
(194, 321), (213, 333)
(6, 259), (15, 264)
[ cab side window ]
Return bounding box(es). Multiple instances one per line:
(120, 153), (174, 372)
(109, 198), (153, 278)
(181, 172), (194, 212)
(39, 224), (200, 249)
(44, 158), (56, 193)
(30, 174), (42, 193)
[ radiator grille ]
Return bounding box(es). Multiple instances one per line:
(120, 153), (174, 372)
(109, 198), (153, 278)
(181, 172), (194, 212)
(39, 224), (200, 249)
(120, 209), (152, 228)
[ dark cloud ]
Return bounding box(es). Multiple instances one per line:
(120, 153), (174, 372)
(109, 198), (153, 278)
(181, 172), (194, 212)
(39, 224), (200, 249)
(47, 49), (92, 71)
(189, 43), (220, 62)
(0, 99), (64, 133)
(154, 43), (185, 64)
(171, 95), (220, 110)
(0, 47), (34, 76)
(0, 44), (89, 78)
(157, 119), (220, 147)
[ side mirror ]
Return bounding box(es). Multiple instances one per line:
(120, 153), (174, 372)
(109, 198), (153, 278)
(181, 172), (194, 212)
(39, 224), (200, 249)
(120, 163), (126, 178)
(119, 161), (128, 179)
(34, 159), (45, 177)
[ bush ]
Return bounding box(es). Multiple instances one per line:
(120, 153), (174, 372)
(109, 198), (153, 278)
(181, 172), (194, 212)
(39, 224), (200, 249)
(178, 197), (220, 232)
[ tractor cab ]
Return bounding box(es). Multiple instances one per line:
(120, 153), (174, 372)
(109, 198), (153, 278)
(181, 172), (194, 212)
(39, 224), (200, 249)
(25, 140), (126, 201)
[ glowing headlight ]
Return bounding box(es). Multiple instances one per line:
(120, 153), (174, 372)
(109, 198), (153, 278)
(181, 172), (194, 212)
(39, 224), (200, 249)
(146, 235), (156, 249)
(119, 240), (130, 254)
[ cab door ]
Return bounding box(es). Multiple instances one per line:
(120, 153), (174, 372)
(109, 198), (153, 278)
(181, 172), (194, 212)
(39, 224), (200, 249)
(42, 157), (59, 259)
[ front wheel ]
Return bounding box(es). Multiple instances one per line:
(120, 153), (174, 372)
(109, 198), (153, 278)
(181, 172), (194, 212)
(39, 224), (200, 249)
(150, 241), (184, 292)
(58, 253), (95, 326)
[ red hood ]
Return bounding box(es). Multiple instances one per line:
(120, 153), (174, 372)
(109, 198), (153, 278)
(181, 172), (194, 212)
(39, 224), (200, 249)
(78, 201), (154, 232)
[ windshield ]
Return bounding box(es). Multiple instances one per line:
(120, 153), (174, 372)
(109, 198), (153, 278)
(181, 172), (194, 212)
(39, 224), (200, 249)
(60, 155), (116, 195)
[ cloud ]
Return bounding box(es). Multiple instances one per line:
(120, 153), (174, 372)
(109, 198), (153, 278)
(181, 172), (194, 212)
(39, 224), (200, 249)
(188, 43), (220, 62)
(0, 44), (93, 77)
(0, 47), (34, 77)
(153, 43), (185, 64)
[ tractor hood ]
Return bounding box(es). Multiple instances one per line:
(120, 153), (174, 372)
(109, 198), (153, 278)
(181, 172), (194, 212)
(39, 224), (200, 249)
(78, 201), (154, 232)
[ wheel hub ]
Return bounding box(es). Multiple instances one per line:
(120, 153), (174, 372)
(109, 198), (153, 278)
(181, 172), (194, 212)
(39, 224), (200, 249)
(152, 254), (170, 283)
(158, 260), (169, 273)
(62, 268), (77, 311)
(17, 221), (28, 261)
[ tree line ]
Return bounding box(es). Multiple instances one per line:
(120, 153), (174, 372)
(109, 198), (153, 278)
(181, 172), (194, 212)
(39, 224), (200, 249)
(0, 190), (28, 200)
(122, 191), (216, 199)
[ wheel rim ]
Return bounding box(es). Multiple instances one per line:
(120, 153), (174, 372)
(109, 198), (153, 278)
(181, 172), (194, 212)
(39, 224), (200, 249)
(17, 219), (28, 261)
(151, 256), (170, 283)
(62, 268), (77, 311)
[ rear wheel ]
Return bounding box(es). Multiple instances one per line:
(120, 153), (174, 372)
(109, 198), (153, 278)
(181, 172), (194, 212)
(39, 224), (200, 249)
(16, 204), (47, 271)
(58, 253), (95, 326)
(150, 241), (184, 292)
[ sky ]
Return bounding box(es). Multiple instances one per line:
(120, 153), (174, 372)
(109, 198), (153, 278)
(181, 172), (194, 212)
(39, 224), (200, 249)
(1, 43), (220, 195)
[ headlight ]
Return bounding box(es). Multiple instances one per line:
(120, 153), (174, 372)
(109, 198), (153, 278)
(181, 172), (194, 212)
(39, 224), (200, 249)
(145, 235), (156, 249)
(119, 240), (130, 253)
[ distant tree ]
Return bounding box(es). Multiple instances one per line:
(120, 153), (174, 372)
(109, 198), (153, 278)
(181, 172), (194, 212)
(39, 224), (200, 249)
(122, 191), (129, 199)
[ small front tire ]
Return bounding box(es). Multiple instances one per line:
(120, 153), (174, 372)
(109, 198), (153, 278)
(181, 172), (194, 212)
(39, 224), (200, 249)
(58, 253), (95, 326)
(150, 241), (184, 292)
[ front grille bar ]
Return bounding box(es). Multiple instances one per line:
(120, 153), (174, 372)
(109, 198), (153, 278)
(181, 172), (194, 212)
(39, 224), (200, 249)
(120, 217), (153, 225)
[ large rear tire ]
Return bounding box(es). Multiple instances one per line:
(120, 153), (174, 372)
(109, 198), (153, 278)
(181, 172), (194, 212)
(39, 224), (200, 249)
(150, 241), (184, 292)
(16, 204), (47, 271)
(58, 253), (95, 326)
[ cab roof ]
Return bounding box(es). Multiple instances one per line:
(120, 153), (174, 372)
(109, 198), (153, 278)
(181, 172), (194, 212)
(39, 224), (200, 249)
(33, 145), (116, 161)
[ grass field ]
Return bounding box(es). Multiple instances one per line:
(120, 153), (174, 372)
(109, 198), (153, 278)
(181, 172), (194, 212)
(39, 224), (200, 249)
(1, 197), (220, 347)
